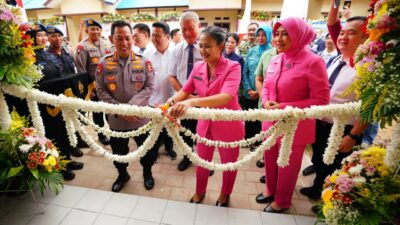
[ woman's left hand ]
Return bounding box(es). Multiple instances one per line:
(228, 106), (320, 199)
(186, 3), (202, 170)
(169, 100), (194, 118)
(263, 101), (280, 110)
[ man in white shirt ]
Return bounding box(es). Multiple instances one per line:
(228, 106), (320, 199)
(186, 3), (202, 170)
(148, 21), (177, 160)
(318, 33), (338, 64)
(170, 28), (183, 46)
(300, 0), (369, 205)
(168, 11), (202, 171)
(133, 23), (155, 56)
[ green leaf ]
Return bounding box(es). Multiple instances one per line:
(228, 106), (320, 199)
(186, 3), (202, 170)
(7, 166), (23, 178)
(30, 169), (39, 180)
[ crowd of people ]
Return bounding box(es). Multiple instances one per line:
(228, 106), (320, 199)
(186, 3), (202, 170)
(14, 0), (381, 214)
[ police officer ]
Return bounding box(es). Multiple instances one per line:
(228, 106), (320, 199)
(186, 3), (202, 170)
(75, 18), (112, 145)
(96, 21), (157, 192)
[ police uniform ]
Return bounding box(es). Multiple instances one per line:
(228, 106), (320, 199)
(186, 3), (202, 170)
(96, 50), (157, 191)
(75, 19), (112, 145)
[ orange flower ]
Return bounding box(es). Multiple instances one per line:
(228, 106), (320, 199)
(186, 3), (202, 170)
(27, 161), (37, 169)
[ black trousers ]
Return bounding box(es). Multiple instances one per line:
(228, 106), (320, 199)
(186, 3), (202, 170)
(110, 132), (159, 178)
(311, 120), (362, 192)
(180, 119), (197, 149)
(92, 94), (106, 135)
(241, 97), (261, 141)
(153, 128), (173, 152)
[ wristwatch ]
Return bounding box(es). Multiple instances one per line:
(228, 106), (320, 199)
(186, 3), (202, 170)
(347, 132), (362, 142)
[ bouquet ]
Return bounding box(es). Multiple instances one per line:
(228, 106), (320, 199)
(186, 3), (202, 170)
(0, 1), (42, 88)
(0, 111), (67, 195)
(346, 0), (400, 127)
(129, 12), (158, 22)
(318, 147), (400, 225)
(159, 12), (181, 22)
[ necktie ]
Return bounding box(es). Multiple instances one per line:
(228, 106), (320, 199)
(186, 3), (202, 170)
(329, 60), (346, 89)
(140, 48), (145, 54)
(187, 44), (194, 78)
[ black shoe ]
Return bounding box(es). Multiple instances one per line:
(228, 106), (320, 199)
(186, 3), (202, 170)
(144, 176), (154, 190)
(70, 147), (83, 157)
(166, 149), (177, 160)
(263, 203), (289, 213)
(256, 159), (265, 168)
(62, 169), (75, 181)
(77, 141), (89, 148)
(98, 134), (110, 145)
(189, 193), (205, 204)
(216, 195), (230, 207)
(311, 205), (320, 214)
(299, 187), (321, 200)
(255, 193), (274, 204)
(67, 161), (84, 170)
(259, 175), (266, 183)
(112, 173), (130, 192)
(209, 170), (214, 176)
(302, 165), (315, 176)
(178, 157), (192, 171)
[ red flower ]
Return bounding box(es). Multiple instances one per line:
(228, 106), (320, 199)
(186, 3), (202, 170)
(28, 152), (38, 161)
(342, 194), (353, 204)
(46, 141), (54, 149)
(332, 191), (341, 200)
(350, 56), (355, 68)
(37, 157), (45, 165)
(38, 151), (46, 158)
(18, 23), (30, 31)
(369, 0), (378, 9)
(27, 161), (37, 170)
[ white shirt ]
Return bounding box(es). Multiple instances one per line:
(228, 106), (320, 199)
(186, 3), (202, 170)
(148, 44), (175, 106)
(319, 49), (338, 64)
(168, 40), (202, 86)
(134, 42), (155, 58)
(324, 55), (357, 125)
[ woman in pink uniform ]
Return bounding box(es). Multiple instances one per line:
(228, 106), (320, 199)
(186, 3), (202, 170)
(255, 17), (330, 213)
(168, 26), (244, 207)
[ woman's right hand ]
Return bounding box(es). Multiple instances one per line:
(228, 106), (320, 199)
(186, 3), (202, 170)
(263, 101), (280, 110)
(169, 100), (194, 118)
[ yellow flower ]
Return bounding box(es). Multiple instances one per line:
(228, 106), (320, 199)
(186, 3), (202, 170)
(360, 188), (371, 198)
(10, 109), (26, 130)
(330, 174), (338, 184)
(378, 3), (388, 17)
(322, 201), (333, 217)
(44, 155), (57, 167)
(322, 189), (333, 202)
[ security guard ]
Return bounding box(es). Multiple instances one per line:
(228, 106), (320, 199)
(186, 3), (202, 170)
(75, 18), (112, 145)
(46, 26), (77, 75)
(96, 20), (157, 192)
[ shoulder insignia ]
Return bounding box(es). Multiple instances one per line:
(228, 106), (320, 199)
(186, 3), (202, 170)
(77, 44), (84, 55)
(96, 63), (103, 75)
(146, 60), (154, 73)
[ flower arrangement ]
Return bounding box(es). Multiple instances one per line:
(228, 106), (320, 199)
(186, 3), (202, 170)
(238, 10), (274, 21)
(101, 13), (126, 23)
(28, 16), (64, 25)
(0, 110), (67, 195)
(318, 147), (400, 225)
(0, 2), (42, 131)
(346, 0), (400, 127)
(129, 12), (158, 22)
(159, 11), (181, 22)
(0, 2), (43, 88)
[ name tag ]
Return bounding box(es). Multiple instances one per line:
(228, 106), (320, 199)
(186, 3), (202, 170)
(105, 70), (118, 75)
(132, 74), (145, 81)
(193, 75), (203, 81)
(132, 69), (144, 74)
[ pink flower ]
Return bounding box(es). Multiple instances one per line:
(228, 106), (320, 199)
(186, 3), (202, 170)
(336, 174), (356, 193)
(365, 166), (376, 176)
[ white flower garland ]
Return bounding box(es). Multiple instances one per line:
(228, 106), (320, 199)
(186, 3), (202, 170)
(323, 117), (348, 165)
(1, 83), (380, 170)
(26, 98), (45, 137)
(0, 90), (11, 130)
(70, 110), (163, 163)
(62, 109), (78, 147)
(385, 123), (400, 170)
(76, 112), (153, 138)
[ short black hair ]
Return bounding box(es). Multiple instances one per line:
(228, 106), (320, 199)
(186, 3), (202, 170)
(152, 21), (170, 36)
(346, 16), (367, 23)
(111, 20), (132, 36)
(133, 23), (151, 37)
(226, 33), (239, 44)
(201, 26), (227, 50)
(248, 22), (259, 28)
(170, 28), (180, 37)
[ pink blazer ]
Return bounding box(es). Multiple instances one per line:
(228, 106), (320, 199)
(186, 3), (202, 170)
(262, 49), (330, 145)
(182, 56), (244, 141)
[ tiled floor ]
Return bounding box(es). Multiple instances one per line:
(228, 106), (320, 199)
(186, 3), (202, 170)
(0, 130), (323, 225)
(0, 185), (318, 225)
